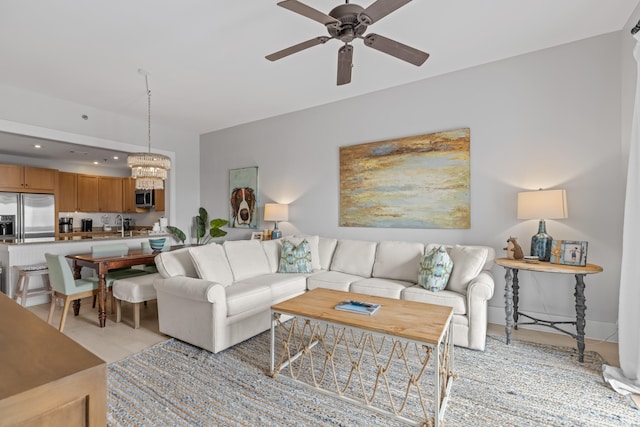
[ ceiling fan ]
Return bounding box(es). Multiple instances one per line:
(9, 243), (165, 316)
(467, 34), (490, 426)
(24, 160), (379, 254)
(266, 0), (429, 85)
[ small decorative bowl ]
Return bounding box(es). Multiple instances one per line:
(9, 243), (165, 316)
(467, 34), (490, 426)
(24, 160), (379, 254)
(148, 238), (166, 251)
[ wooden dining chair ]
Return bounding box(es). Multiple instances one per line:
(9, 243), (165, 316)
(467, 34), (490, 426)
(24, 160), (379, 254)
(45, 253), (100, 332)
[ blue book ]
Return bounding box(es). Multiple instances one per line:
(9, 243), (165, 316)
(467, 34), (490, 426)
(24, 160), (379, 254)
(334, 300), (381, 316)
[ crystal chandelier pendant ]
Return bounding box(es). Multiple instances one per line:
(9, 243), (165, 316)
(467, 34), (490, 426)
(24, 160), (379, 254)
(127, 69), (170, 190)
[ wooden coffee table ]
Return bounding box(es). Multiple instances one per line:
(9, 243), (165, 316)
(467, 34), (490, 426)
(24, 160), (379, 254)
(270, 288), (454, 427)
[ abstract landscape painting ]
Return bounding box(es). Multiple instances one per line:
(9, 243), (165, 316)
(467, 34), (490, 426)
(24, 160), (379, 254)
(340, 128), (470, 229)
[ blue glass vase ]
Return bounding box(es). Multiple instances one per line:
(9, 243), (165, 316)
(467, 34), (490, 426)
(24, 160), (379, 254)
(531, 220), (552, 262)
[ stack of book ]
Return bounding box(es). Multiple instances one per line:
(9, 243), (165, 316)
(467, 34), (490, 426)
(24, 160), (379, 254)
(334, 300), (381, 316)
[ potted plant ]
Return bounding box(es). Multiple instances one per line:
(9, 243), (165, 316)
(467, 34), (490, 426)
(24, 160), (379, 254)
(166, 207), (228, 245)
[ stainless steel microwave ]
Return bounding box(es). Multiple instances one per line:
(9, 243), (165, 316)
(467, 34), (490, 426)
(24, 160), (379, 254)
(135, 190), (154, 208)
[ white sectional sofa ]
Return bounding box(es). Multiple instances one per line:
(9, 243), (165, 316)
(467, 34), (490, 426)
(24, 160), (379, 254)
(153, 236), (495, 354)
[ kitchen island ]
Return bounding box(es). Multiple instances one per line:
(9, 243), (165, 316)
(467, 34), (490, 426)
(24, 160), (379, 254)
(0, 233), (172, 306)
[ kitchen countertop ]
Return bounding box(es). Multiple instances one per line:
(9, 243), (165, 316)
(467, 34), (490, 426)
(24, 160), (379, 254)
(0, 232), (170, 245)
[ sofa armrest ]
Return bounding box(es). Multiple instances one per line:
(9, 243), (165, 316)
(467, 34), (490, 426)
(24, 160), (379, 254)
(466, 271), (494, 301)
(154, 276), (226, 304)
(465, 271), (495, 351)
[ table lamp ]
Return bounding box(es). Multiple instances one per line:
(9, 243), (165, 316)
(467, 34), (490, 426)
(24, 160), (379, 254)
(517, 189), (568, 261)
(264, 203), (288, 239)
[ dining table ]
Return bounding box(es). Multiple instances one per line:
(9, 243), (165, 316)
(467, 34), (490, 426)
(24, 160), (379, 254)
(66, 248), (162, 327)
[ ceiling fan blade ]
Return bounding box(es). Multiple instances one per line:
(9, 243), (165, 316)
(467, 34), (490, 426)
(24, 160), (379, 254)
(266, 36), (330, 61)
(337, 44), (353, 85)
(277, 0), (341, 26)
(362, 33), (429, 66)
(359, 0), (412, 25)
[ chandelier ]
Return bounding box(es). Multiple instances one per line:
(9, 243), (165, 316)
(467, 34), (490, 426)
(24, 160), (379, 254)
(127, 69), (171, 190)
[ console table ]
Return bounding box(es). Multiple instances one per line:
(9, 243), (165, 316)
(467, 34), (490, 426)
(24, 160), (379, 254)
(495, 258), (603, 362)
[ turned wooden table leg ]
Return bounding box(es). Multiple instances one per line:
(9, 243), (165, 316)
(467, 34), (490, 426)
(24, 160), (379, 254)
(97, 272), (107, 327)
(574, 274), (587, 363)
(72, 263), (82, 315)
(504, 268), (514, 345)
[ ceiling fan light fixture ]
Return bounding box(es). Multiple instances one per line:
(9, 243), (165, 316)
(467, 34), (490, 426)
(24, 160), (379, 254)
(127, 69), (170, 190)
(267, 0), (428, 85)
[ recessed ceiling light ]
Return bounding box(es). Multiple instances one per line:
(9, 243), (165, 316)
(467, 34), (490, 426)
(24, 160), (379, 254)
(113, 156), (119, 160)
(34, 144), (41, 149)
(93, 161), (99, 165)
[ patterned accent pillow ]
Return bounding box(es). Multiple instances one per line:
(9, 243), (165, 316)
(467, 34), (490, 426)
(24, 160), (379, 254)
(418, 245), (454, 292)
(278, 239), (313, 273)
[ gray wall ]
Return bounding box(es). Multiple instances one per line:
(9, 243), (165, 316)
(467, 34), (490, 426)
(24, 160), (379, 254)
(201, 32), (626, 341)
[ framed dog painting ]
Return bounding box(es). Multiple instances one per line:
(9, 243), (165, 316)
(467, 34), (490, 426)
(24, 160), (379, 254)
(229, 167), (258, 228)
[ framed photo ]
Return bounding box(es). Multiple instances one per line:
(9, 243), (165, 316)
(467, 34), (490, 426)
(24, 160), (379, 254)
(251, 231), (264, 241)
(229, 167), (258, 229)
(550, 240), (588, 266)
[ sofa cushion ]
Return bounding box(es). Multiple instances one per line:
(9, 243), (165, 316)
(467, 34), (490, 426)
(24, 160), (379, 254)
(278, 239), (313, 273)
(261, 239), (283, 273)
(350, 278), (413, 299)
(307, 271), (364, 292)
(447, 245), (489, 294)
(225, 282), (272, 317)
(239, 273), (307, 304)
(329, 239), (377, 277)
(402, 285), (467, 315)
(418, 245), (453, 292)
(223, 240), (271, 281)
(425, 243), (495, 271)
(188, 244), (234, 287)
(155, 247), (199, 279)
(289, 235), (321, 270)
(318, 237), (338, 270)
(372, 241), (424, 283)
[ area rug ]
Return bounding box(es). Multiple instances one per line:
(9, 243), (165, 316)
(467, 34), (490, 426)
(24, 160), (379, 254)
(107, 333), (639, 426)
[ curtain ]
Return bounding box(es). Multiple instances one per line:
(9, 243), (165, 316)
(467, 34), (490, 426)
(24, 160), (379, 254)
(602, 31), (640, 399)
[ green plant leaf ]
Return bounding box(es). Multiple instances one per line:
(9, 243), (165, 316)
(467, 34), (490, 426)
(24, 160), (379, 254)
(210, 228), (227, 238)
(210, 218), (228, 229)
(199, 207), (208, 225)
(195, 216), (206, 243)
(166, 226), (186, 244)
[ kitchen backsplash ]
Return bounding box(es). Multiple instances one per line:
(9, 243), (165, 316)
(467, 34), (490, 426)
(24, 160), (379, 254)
(58, 211), (166, 231)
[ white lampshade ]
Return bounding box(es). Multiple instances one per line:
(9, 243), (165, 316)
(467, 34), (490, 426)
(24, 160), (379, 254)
(517, 189), (568, 220)
(264, 203), (289, 222)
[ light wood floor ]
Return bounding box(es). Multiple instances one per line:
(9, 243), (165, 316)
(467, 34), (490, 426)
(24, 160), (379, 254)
(28, 297), (620, 366)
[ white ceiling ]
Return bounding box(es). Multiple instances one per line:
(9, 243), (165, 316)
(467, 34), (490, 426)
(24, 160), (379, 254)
(0, 0), (638, 164)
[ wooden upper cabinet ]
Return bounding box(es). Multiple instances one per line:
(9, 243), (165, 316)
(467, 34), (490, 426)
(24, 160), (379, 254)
(58, 172), (78, 212)
(98, 176), (123, 213)
(122, 178), (138, 213)
(77, 175), (99, 212)
(0, 164), (24, 190)
(0, 164), (57, 193)
(154, 189), (165, 212)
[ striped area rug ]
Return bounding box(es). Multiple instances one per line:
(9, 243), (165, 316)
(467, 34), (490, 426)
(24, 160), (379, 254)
(108, 333), (639, 426)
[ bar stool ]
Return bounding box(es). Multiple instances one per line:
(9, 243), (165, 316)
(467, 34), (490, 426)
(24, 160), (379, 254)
(13, 264), (52, 307)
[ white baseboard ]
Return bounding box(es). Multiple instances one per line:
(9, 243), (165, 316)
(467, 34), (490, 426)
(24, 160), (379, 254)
(487, 306), (618, 343)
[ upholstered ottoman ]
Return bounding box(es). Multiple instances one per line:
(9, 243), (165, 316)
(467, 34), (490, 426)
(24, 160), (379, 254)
(113, 273), (159, 329)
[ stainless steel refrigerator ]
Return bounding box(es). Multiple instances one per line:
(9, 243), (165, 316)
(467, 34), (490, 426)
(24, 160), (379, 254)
(0, 192), (56, 242)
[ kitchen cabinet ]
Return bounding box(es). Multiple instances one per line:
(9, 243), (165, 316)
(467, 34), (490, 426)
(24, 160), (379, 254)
(0, 164), (57, 193)
(77, 174), (99, 212)
(58, 171), (77, 212)
(98, 176), (123, 212)
(154, 188), (165, 211)
(122, 177), (139, 213)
